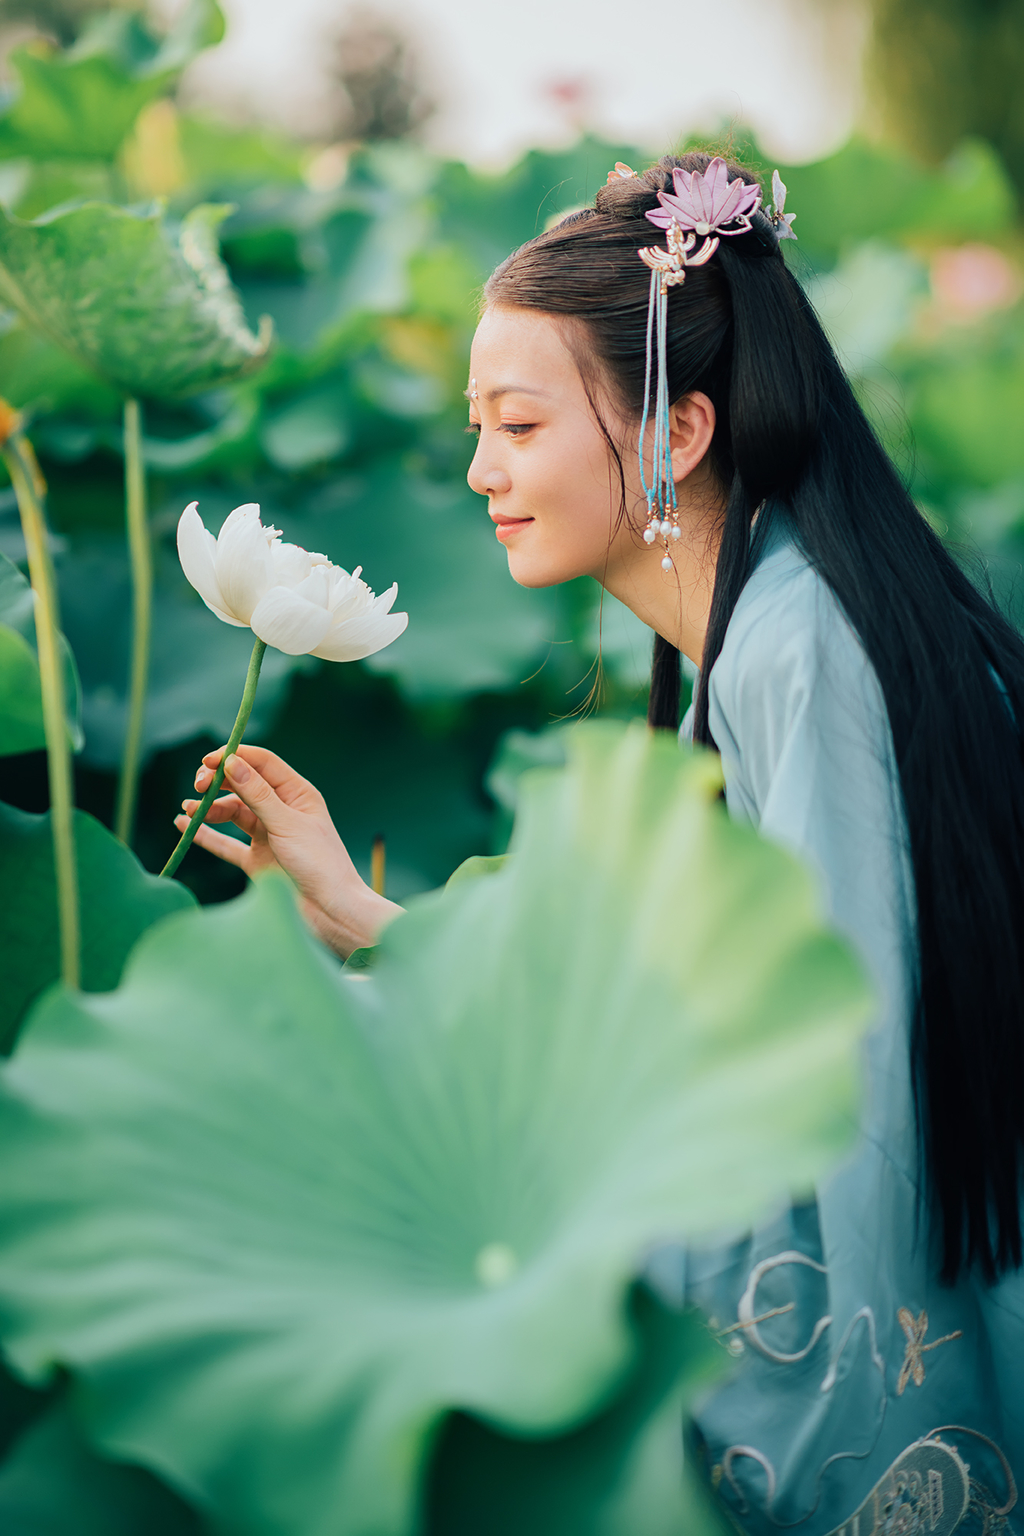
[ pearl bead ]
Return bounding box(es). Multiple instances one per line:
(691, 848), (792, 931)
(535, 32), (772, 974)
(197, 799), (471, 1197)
(643, 527), (657, 545)
(661, 555), (673, 572)
(659, 519), (672, 536)
(695, 221), (710, 236)
(670, 524), (682, 541)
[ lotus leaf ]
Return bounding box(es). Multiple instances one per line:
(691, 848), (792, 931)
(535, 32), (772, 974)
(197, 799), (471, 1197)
(0, 201), (271, 400)
(0, 1404), (202, 1536)
(0, 0), (224, 163)
(0, 801), (196, 1050)
(0, 551), (81, 756)
(0, 723), (869, 1536)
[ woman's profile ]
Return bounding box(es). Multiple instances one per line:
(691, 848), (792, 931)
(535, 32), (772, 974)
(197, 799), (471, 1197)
(175, 152), (1024, 1535)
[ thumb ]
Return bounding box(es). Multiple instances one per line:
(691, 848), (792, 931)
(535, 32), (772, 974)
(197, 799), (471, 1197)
(222, 753), (294, 836)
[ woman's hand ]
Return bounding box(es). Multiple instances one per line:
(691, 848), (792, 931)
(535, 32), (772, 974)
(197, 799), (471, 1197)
(174, 745), (403, 959)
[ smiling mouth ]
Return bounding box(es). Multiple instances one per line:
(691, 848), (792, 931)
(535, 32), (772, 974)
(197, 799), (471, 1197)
(491, 517), (533, 543)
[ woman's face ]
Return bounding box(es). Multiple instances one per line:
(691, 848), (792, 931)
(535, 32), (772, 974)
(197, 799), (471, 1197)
(466, 305), (641, 589)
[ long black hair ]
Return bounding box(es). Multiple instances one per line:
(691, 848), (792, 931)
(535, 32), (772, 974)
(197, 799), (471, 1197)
(486, 152), (1024, 1282)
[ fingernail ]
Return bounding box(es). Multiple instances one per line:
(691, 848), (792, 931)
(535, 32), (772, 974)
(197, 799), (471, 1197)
(225, 753), (249, 784)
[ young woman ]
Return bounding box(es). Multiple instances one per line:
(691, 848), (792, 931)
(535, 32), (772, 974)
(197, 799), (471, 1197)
(177, 154), (1024, 1535)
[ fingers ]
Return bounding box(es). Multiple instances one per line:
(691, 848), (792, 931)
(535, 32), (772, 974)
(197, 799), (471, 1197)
(173, 816), (252, 871)
(215, 754), (297, 836)
(197, 744), (321, 808)
(181, 794), (259, 838)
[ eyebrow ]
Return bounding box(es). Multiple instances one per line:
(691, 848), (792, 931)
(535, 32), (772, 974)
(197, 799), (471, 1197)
(463, 385), (551, 402)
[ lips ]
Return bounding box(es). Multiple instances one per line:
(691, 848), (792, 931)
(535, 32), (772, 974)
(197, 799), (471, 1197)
(491, 516), (533, 543)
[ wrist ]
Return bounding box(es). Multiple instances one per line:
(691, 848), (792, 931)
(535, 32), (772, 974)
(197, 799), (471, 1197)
(318, 879), (403, 960)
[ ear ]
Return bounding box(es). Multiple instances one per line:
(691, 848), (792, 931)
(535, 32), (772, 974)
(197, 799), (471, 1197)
(668, 392), (716, 483)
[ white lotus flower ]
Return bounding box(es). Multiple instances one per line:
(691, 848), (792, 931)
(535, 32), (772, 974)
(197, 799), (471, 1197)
(176, 502), (408, 661)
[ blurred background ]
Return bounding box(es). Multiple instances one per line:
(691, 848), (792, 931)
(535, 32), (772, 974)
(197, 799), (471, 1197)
(1, 0), (1023, 904)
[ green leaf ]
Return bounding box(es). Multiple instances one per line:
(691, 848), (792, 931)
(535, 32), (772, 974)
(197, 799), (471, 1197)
(286, 467), (561, 699)
(0, 0), (224, 163)
(0, 201), (272, 400)
(0, 1404), (203, 1536)
(427, 1289), (730, 1536)
(0, 801), (196, 1052)
(0, 722), (869, 1536)
(0, 551), (82, 757)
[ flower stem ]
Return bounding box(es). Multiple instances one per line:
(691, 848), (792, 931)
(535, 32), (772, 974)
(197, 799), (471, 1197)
(115, 397), (151, 846)
(3, 434), (80, 990)
(160, 637), (267, 879)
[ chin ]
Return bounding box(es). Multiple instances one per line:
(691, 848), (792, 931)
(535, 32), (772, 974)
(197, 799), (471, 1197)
(504, 547), (591, 590)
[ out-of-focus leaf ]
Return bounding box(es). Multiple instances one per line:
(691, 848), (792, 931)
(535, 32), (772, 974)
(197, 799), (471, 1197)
(0, 551), (82, 756)
(55, 536), (300, 769)
(0, 1404), (203, 1536)
(0, 201), (272, 400)
(260, 386), (350, 469)
(287, 468), (560, 698)
(0, 315), (121, 419)
(0, 800), (195, 1050)
(805, 242), (926, 376)
(427, 1289), (730, 1536)
(909, 347), (1024, 487)
(0, 723), (869, 1536)
(777, 137), (1015, 263)
(0, 0), (224, 163)
(434, 138), (641, 278)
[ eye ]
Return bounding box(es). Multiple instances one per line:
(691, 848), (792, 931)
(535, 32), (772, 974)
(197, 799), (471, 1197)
(499, 423), (535, 436)
(465, 422), (481, 436)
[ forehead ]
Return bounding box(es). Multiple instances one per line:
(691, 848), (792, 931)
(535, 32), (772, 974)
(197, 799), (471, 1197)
(470, 305), (579, 385)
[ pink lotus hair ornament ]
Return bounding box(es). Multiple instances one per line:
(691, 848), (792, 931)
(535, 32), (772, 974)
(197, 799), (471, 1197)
(645, 157), (763, 240)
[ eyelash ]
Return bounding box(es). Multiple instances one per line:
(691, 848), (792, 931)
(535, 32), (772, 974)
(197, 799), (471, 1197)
(465, 423), (534, 437)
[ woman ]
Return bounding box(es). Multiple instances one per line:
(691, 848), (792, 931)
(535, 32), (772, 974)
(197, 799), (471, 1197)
(177, 154), (1024, 1535)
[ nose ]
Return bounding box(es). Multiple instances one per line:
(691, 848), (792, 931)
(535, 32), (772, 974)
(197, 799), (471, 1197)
(467, 441), (512, 499)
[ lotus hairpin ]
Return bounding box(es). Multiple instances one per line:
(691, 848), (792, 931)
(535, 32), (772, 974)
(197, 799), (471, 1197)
(607, 162), (638, 183)
(645, 157), (762, 240)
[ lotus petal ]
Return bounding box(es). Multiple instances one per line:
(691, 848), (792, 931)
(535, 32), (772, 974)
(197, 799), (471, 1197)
(212, 504), (275, 624)
(176, 503), (244, 627)
(313, 594), (408, 662)
(249, 586), (333, 655)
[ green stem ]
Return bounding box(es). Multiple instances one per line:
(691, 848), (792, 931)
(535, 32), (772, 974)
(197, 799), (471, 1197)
(4, 436), (80, 990)
(115, 397), (151, 846)
(160, 637), (267, 879)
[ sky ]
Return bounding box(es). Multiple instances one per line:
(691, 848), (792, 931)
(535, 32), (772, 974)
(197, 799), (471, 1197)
(175, 0), (869, 167)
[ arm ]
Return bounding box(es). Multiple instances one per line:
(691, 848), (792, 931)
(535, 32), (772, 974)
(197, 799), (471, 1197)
(176, 745), (403, 959)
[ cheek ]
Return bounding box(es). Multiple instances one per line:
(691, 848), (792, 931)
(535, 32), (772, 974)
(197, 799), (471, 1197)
(505, 429), (623, 587)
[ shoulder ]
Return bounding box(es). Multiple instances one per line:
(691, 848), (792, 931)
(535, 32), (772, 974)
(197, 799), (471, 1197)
(710, 531), (880, 734)
(707, 524), (894, 825)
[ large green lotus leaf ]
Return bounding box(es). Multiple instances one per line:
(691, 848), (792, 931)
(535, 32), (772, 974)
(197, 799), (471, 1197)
(285, 468), (561, 698)
(0, 1403), (203, 1536)
(0, 801), (196, 1052)
(0, 722), (869, 1536)
(0, 551), (82, 756)
(0, 0), (224, 162)
(0, 201), (272, 400)
(427, 1287), (730, 1536)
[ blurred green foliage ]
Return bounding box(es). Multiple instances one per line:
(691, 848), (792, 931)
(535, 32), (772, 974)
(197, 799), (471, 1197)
(0, 723), (868, 1536)
(0, 1), (1018, 1528)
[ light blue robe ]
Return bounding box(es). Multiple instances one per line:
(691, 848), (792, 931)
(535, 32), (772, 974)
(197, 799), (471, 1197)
(669, 512), (1023, 1536)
